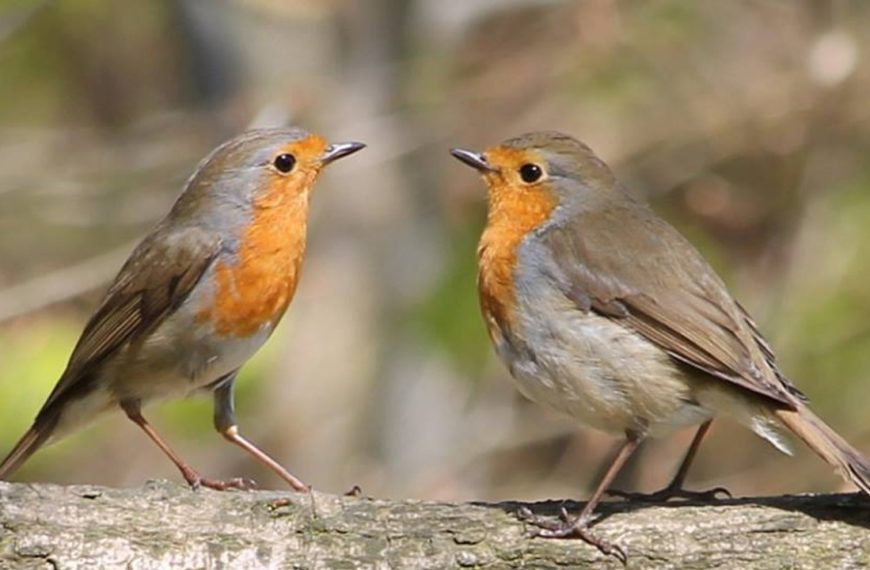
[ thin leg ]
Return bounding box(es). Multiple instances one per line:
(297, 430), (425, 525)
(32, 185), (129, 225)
(608, 420), (730, 502)
(669, 420), (712, 488)
(121, 400), (250, 491)
(519, 432), (641, 562)
(213, 380), (309, 492)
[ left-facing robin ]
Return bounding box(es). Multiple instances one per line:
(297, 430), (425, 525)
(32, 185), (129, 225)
(451, 131), (870, 560)
(0, 127), (365, 491)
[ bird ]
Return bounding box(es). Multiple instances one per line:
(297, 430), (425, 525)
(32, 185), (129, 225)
(0, 127), (365, 491)
(450, 131), (870, 559)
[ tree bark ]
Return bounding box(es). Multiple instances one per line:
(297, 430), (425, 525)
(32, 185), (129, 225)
(1, 481), (868, 569)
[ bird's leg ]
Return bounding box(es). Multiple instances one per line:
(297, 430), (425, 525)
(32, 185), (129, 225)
(213, 380), (309, 492)
(519, 432), (640, 563)
(121, 400), (251, 491)
(607, 420), (731, 502)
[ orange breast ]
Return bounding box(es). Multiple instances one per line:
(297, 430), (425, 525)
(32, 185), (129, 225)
(477, 180), (557, 341)
(199, 180), (310, 337)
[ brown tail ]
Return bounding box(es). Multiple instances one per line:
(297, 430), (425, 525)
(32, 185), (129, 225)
(0, 419), (56, 480)
(775, 404), (870, 495)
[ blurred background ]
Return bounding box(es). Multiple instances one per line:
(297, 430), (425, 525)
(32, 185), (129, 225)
(1, 0), (869, 503)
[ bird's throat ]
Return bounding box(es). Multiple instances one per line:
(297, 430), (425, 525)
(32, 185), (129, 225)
(477, 184), (557, 338)
(199, 193), (310, 337)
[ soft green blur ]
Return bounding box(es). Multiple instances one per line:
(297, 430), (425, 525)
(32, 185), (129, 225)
(0, 0), (869, 501)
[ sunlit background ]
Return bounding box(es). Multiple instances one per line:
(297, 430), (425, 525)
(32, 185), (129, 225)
(1, 0), (869, 503)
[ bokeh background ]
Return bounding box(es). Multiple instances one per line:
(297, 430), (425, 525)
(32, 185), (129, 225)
(1, 0), (869, 503)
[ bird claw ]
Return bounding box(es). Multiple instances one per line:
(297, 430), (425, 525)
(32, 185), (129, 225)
(607, 484), (731, 503)
(184, 471), (256, 491)
(268, 497), (292, 509)
(517, 506), (569, 532)
(516, 506), (624, 563)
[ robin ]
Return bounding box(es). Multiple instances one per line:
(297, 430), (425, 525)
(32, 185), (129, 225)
(0, 127), (365, 491)
(451, 131), (870, 559)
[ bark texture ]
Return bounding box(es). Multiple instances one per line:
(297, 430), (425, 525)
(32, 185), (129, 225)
(1, 481), (868, 569)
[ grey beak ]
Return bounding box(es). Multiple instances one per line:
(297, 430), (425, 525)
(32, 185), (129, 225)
(450, 148), (495, 173)
(321, 141), (366, 165)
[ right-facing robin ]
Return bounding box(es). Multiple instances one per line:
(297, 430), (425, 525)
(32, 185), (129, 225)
(451, 131), (870, 560)
(0, 127), (365, 491)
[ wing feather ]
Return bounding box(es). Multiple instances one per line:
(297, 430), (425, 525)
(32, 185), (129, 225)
(40, 225), (221, 411)
(540, 200), (799, 407)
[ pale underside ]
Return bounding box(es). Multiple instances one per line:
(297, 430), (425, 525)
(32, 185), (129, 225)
(50, 281), (274, 441)
(494, 245), (791, 453)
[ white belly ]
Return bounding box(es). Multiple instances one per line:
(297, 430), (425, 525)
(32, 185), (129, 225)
(100, 306), (273, 404)
(502, 287), (711, 436)
(48, 302), (274, 441)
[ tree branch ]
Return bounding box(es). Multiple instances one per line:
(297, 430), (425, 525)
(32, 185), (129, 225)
(1, 481), (868, 568)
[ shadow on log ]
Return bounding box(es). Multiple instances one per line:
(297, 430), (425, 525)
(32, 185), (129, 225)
(1, 481), (869, 568)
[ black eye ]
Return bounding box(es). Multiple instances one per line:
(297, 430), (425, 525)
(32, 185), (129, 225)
(519, 163), (542, 183)
(273, 153), (296, 173)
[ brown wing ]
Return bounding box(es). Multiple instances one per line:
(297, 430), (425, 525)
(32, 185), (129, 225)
(41, 224), (221, 411)
(540, 198), (799, 407)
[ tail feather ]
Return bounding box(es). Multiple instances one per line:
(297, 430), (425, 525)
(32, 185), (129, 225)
(775, 404), (870, 495)
(0, 419), (56, 480)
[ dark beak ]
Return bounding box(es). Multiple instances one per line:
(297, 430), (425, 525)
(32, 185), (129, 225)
(321, 141), (366, 165)
(449, 148), (495, 173)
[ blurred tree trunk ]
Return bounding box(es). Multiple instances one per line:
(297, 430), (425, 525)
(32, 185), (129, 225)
(1, 481), (868, 568)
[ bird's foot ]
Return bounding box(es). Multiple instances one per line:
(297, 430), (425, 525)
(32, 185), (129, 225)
(517, 505), (626, 563)
(269, 497), (292, 509)
(196, 476), (256, 491)
(181, 467), (255, 491)
(607, 484), (730, 503)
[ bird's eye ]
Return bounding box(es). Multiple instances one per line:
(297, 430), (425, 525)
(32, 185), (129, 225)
(519, 163), (543, 183)
(273, 153), (296, 173)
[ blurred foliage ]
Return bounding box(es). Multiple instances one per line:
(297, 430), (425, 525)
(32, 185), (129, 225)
(408, 224), (490, 376)
(0, 317), (76, 437)
(0, 0), (869, 502)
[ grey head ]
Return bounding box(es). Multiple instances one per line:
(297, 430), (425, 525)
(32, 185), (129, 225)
(165, 127), (365, 229)
(451, 130), (626, 211)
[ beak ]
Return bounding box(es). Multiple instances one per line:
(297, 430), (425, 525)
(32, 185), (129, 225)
(321, 141), (366, 165)
(450, 148), (496, 173)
